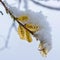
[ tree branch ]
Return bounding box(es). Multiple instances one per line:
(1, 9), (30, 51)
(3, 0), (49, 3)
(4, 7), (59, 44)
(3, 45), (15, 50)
(0, 0), (34, 35)
(31, 0), (60, 11)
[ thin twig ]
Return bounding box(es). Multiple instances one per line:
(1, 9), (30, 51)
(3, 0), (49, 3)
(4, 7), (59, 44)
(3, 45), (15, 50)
(0, 11), (3, 15)
(5, 21), (15, 48)
(0, 0), (34, 35)
(31, 0), (60, 11)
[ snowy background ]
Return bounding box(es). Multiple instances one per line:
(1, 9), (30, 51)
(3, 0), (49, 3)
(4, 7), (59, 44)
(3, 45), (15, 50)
(0, 0), (60, 60)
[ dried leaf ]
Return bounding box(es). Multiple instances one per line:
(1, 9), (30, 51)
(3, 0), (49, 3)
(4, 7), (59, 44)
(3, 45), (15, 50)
(17, 15), (29, 22)
(25, 30), (32, 42)
(18, 25), (26, 40)
(25, 23), (39, 33)
(38, 42), (48, 57)
(18, 25), (32, 42)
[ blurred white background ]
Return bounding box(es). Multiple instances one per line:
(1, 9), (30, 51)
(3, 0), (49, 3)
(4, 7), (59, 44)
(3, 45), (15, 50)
(0, 0), (60, 60)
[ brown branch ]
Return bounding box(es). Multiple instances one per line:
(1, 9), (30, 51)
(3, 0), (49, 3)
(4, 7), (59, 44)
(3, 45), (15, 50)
(0, 1), (34, 35)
